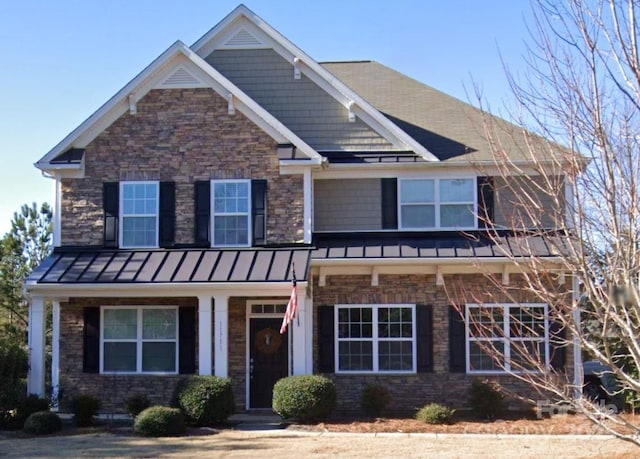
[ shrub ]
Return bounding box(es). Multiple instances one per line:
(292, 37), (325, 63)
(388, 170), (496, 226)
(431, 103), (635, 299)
(124, 394), (151, 417)
(415, 403), (456, 424)
(174, 376), (234, 426)
(0, 339), (28, 429)
(134, 406), (186, 437)
(23, 411), (62, 435)
(361, 384), (391, 417)
(468, 379), (506, 420)
(71, 395), (101, 427)
(272, 375), (337, 422)
(16, 395), (49, 426)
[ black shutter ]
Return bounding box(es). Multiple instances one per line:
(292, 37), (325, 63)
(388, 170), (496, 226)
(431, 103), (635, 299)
(194, 181), (211, 247)
(159, 182), (175, 248)
(83, 307), (100, 373)
(449, 306), (466, 373)
(416, 304), (434, 372)
(251, 179), (267, 246)
(103, 182), (119, 248)
(477, 176), (495, 228)
(549, 320), (566, 370)
(381, 178), (398, 229)
(318, 305), (335, 373)
(179, 306), (197, 374)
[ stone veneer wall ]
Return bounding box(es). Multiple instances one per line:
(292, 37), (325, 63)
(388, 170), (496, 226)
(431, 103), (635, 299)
(312, 274), (573, 414)
(60, 88), (304, 246)
(60, 297), (198, 412)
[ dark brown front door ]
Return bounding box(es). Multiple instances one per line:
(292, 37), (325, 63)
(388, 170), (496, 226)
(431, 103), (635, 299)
(249, 318), (288, 408)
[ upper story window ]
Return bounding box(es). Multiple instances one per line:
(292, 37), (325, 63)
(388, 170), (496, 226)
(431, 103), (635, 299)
(120, 181), (159, 248)
(211, 180), (251, 247)
(399, 178), (476, 229)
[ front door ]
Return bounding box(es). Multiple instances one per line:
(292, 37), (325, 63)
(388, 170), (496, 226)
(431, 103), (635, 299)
(249, 318), (288, 408)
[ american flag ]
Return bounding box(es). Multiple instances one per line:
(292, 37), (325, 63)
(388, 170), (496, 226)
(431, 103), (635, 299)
(280, 272), (298, 334)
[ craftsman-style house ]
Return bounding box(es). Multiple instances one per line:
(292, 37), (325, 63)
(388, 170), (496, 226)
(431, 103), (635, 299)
(26, 5), (575, 412)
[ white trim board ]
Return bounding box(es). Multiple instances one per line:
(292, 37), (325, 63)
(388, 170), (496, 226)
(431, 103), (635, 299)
(35, 41), (322, 172)
(192, 5), (438, 162)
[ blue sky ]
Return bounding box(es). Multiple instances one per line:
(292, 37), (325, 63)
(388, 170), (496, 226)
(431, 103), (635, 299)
(0, 0), (533, 236)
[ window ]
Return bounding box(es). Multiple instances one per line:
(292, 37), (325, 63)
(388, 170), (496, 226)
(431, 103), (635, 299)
(120, 181), (159, 248)
(101, 306), (178, 374)
(335, 304), (416, 373)
(212, 180), (251, 246)
(466, 304), (548, 373)
(399, 178), (476, 229)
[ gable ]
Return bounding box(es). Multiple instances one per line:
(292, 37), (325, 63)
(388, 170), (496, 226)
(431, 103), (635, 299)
(36, 41), (322, 173)
(207, 48), (395, 152)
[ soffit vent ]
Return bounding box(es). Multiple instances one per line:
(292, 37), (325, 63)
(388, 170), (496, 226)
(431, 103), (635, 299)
(158, 67), (206, 88)
(224, 28), (264, 47)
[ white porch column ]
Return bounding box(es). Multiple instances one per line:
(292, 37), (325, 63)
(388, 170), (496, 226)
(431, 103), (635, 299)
(51, 300), (61, 409)
(198, 295), (212, 376)
(572, 275), (583, 398)
(27, 296), (46, 397)
(214, 294), (229, 378)
(292, 288), (309, 375)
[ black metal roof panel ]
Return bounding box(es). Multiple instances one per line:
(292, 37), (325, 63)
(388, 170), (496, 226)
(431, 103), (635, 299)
(312, 232), (564, 259)
(320, 151), (425, 164)
(29, 247), (311, 284)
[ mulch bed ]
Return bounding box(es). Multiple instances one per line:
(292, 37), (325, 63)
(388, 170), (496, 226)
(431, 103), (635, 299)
(289, 412), (640, 435)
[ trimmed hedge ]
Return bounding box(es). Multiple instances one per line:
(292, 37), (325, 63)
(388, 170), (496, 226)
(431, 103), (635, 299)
(134, 406), (186, 437)
(174, 376), (234, 426)
(272, 375), (336, 422)
(415, 403), (456, 424)
(0, 339), (29, 429)
(124, 394), (151, 417)
(361, 384), (391, 417)
(23, 411), (62, 435)
(71, 395), (101, 427)
(468, 379), (506, 420)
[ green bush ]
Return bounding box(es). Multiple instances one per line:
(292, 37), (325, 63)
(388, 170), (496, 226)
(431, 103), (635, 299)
(70, 395), (101, 427)
(17, 395), (49, 425)
(174, 376), (234, 426)
(272, 375), (337, 422)
(134, 406), (186, 437)
(23, 411), (62, 435)
(415, 403), (456, 424)
(361, 384), (391, 417)
(124, 394), (151, 417)
(468, 379), (506, 420)
(0, 339), (28, 429)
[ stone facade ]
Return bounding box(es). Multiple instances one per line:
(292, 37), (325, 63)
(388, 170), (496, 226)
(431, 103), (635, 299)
(59, 297), (198, 411)
(60, 88), (304, 247)
(313, 274), (573, 414)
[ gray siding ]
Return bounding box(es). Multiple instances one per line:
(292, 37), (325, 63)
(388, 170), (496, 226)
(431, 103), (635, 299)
(207, 49), (395, 152)
(314, 179), (382, 231)
(493, 175), (565, 229)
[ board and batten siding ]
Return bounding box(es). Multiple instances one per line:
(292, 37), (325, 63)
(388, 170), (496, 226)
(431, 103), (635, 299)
(206, 48), (395, 152)
(314, 179), (382, 231)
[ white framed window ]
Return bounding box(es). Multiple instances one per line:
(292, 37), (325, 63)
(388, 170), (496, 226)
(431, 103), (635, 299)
(335, 304), (416, 373)
(465, 303), (549, 374)
(399, 177), (476, 229)
(211, 179), (251, 247)
(120, 181), (159, 248)
(100, 306), (178, 374)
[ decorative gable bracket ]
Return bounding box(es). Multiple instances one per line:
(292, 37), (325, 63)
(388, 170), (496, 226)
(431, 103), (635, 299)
(228, 93), (236, 115)
(128, 93), (137, 115)
(347, 101), (356, 123)
(293, 57), (301, 79)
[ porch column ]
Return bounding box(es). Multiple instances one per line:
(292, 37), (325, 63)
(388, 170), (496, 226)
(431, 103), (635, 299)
(292, 288), (309, 374)
(214, 294), (229, 378)
(51, 300), (61, 409)
(27, 296), (46, 397)
(198, 295), (212, 376)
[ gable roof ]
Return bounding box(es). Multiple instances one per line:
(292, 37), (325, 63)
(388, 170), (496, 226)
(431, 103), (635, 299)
(321, 60), (546, 163)
(192, 4), (439, 162)
(36, 41), (323, 171)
